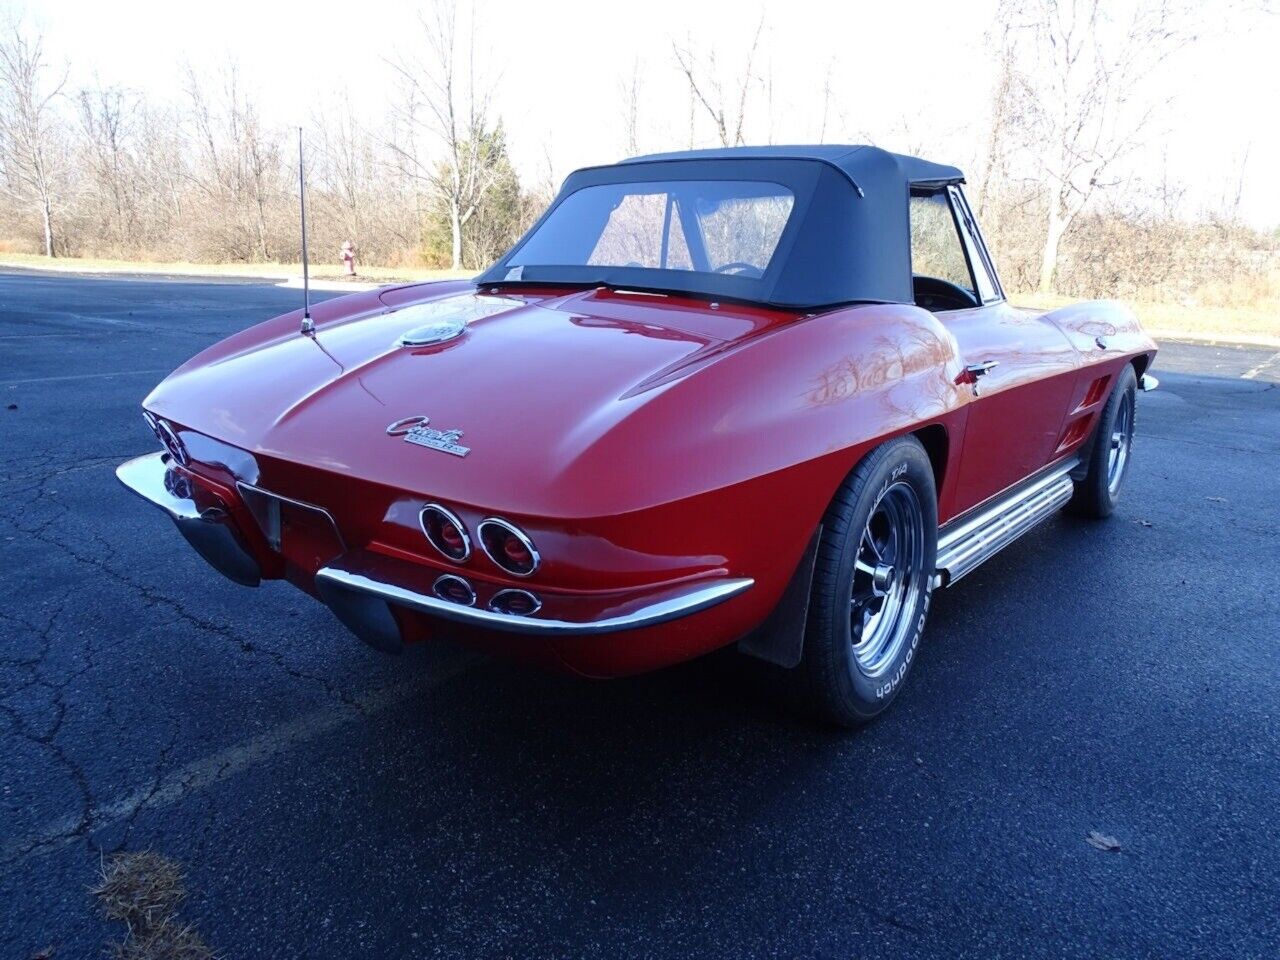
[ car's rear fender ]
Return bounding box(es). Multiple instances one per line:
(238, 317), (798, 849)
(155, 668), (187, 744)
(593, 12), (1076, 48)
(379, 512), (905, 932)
(561, 302), (968, 642)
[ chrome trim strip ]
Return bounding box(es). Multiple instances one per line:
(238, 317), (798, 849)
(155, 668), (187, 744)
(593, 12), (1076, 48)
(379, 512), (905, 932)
(938, 456), (1078, 546)
(314, 565), (754, 637)
(235, 480), (346, 553)
(936, 458), (1078, 587)
(419, 503), (472, 563)
(1140, 373), (1158, 391)
(477, 517), (541, 577)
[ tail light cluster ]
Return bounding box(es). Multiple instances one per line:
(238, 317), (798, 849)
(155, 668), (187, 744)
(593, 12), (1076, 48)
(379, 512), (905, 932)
(419, 506), (540, 578)
(144, 411), (190, 466)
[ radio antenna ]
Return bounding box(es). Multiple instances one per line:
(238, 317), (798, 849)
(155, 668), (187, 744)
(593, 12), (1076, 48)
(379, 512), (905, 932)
(298, 126), (314, 336)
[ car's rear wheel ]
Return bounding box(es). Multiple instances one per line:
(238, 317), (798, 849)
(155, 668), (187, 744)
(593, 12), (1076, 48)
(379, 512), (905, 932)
(1068, 364), (1138, 518)
(798, 436), (937, 727)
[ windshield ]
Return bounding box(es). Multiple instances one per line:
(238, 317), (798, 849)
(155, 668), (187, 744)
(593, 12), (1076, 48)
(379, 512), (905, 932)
(508, 180), (795, 280)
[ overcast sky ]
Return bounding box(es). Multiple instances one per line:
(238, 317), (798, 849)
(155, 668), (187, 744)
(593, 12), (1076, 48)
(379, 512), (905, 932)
(13, 0), (1280, 228)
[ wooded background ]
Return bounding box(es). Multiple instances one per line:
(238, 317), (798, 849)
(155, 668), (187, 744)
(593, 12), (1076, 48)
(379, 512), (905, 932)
(0, 0), (1275, 309)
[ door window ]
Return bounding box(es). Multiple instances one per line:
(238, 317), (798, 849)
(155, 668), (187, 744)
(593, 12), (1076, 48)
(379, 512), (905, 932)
(909, 193), (975, 296)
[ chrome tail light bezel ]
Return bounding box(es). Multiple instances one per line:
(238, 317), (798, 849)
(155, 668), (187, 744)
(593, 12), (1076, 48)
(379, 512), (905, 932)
(432, 573), (476, 606)
(148, 413), (190, 466)
(419, 503), (472, 563)
(488, 588), (542, 617)
(477, 518), (540, 577)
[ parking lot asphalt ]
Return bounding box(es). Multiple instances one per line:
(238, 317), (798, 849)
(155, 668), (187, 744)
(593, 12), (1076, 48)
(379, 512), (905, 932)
(1, 270), (1277, 958)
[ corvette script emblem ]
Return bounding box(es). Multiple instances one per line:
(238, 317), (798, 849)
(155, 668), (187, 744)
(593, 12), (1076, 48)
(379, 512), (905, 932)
(385, 416), (470, 457)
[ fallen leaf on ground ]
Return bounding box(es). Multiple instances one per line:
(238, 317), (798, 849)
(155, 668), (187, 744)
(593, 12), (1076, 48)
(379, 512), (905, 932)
(1086, 830), (1121, 852)
(1133, 519), (1154, 527)
(1205, 496), (1227, 503)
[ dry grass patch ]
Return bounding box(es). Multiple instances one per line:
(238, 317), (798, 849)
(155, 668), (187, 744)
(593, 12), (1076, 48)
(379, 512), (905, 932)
(0, 251), (471, 285)
(1011, 291), (1280, 346)
(92, 852), (215, 960)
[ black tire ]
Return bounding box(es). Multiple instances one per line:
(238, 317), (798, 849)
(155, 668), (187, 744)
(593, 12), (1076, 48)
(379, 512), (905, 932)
(798, 436), (938, 728)
(1067, 364), (1138, 519)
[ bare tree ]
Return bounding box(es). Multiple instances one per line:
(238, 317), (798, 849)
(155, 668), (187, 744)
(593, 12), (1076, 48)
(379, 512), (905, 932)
(77, 84), (147, 251)
(817, 59), (835, 143)
(311, 92), (381, 254)
(0, 20), (66, 257)
(619, 58), (642, 156)
(975, 19), (1022, 222)
(994, 0), (1195, 292)
(387, 0), (505, 269)
(182, 61), (283, 260)
(672, 16), (765, 148)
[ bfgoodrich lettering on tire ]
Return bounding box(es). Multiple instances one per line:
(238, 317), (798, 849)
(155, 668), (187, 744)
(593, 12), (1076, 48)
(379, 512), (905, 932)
(798, 436), (938, 727)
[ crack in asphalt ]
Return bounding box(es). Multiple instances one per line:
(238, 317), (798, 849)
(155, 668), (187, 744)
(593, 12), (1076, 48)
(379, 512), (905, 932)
(0, 450), (468, 867)
(0, 595), (96, 863)
(0, 662), (477, 866)
(1142, 432), (1276, 456)
(0, 456), (360, 710)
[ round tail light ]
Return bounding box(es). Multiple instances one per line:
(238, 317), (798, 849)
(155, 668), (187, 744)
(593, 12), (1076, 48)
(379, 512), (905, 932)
(477, 519), (540, 577)
(489, 588), (542, 617)
(419, 504), (471, 562)
(153, 417), (190, 466)
(143, 410), (163, 442)
(433, 574), (476, 606)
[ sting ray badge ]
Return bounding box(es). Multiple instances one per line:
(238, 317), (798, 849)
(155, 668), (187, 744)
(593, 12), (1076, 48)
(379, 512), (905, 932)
(386, 416), (471, 458)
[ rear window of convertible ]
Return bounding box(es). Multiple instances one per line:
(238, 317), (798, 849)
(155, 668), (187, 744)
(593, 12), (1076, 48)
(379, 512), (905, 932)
(509, 181), (796, 279)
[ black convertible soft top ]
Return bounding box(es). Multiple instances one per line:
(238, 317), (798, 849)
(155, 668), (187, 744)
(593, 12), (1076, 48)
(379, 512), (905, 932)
(625, 145), (964, 192)
(476, 145), (966, 308)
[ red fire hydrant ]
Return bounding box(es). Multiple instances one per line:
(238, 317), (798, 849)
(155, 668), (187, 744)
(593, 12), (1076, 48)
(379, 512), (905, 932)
(341, 240), (357, 277)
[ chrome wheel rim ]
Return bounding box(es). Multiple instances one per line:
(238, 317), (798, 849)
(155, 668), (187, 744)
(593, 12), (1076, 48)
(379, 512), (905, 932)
(850, 481), (926, 677)
(1107, 391), (1134, 496)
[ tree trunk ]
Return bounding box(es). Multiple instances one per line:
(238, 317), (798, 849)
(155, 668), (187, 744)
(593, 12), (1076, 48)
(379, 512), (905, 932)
(40, 196), (54, 258)
(1038, 199), (1067, 294)
(449, 198), (463, 270)
(256, 195), (269, 261)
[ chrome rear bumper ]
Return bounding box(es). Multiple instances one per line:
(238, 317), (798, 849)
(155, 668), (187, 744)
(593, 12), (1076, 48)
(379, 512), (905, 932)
(315, 552), (754, 651)
(116, 452), (261, 586)
(118, 451), (753, 653)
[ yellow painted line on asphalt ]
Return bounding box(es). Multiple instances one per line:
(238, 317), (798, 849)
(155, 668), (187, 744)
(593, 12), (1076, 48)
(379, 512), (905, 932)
(2, 653), (481, 865)
(1241, 351), (1280, 381)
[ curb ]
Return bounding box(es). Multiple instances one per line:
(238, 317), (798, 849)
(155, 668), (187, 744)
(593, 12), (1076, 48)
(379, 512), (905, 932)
(1151, 332), (1280, 350)
(275, 277), (385, 292)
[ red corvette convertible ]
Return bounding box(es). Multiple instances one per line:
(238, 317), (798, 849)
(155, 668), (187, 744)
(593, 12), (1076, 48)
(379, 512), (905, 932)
(119, 145), (1157, 725)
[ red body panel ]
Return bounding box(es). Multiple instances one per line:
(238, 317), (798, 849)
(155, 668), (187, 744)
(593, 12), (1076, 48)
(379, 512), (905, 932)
(143, 281), (1155, 676)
